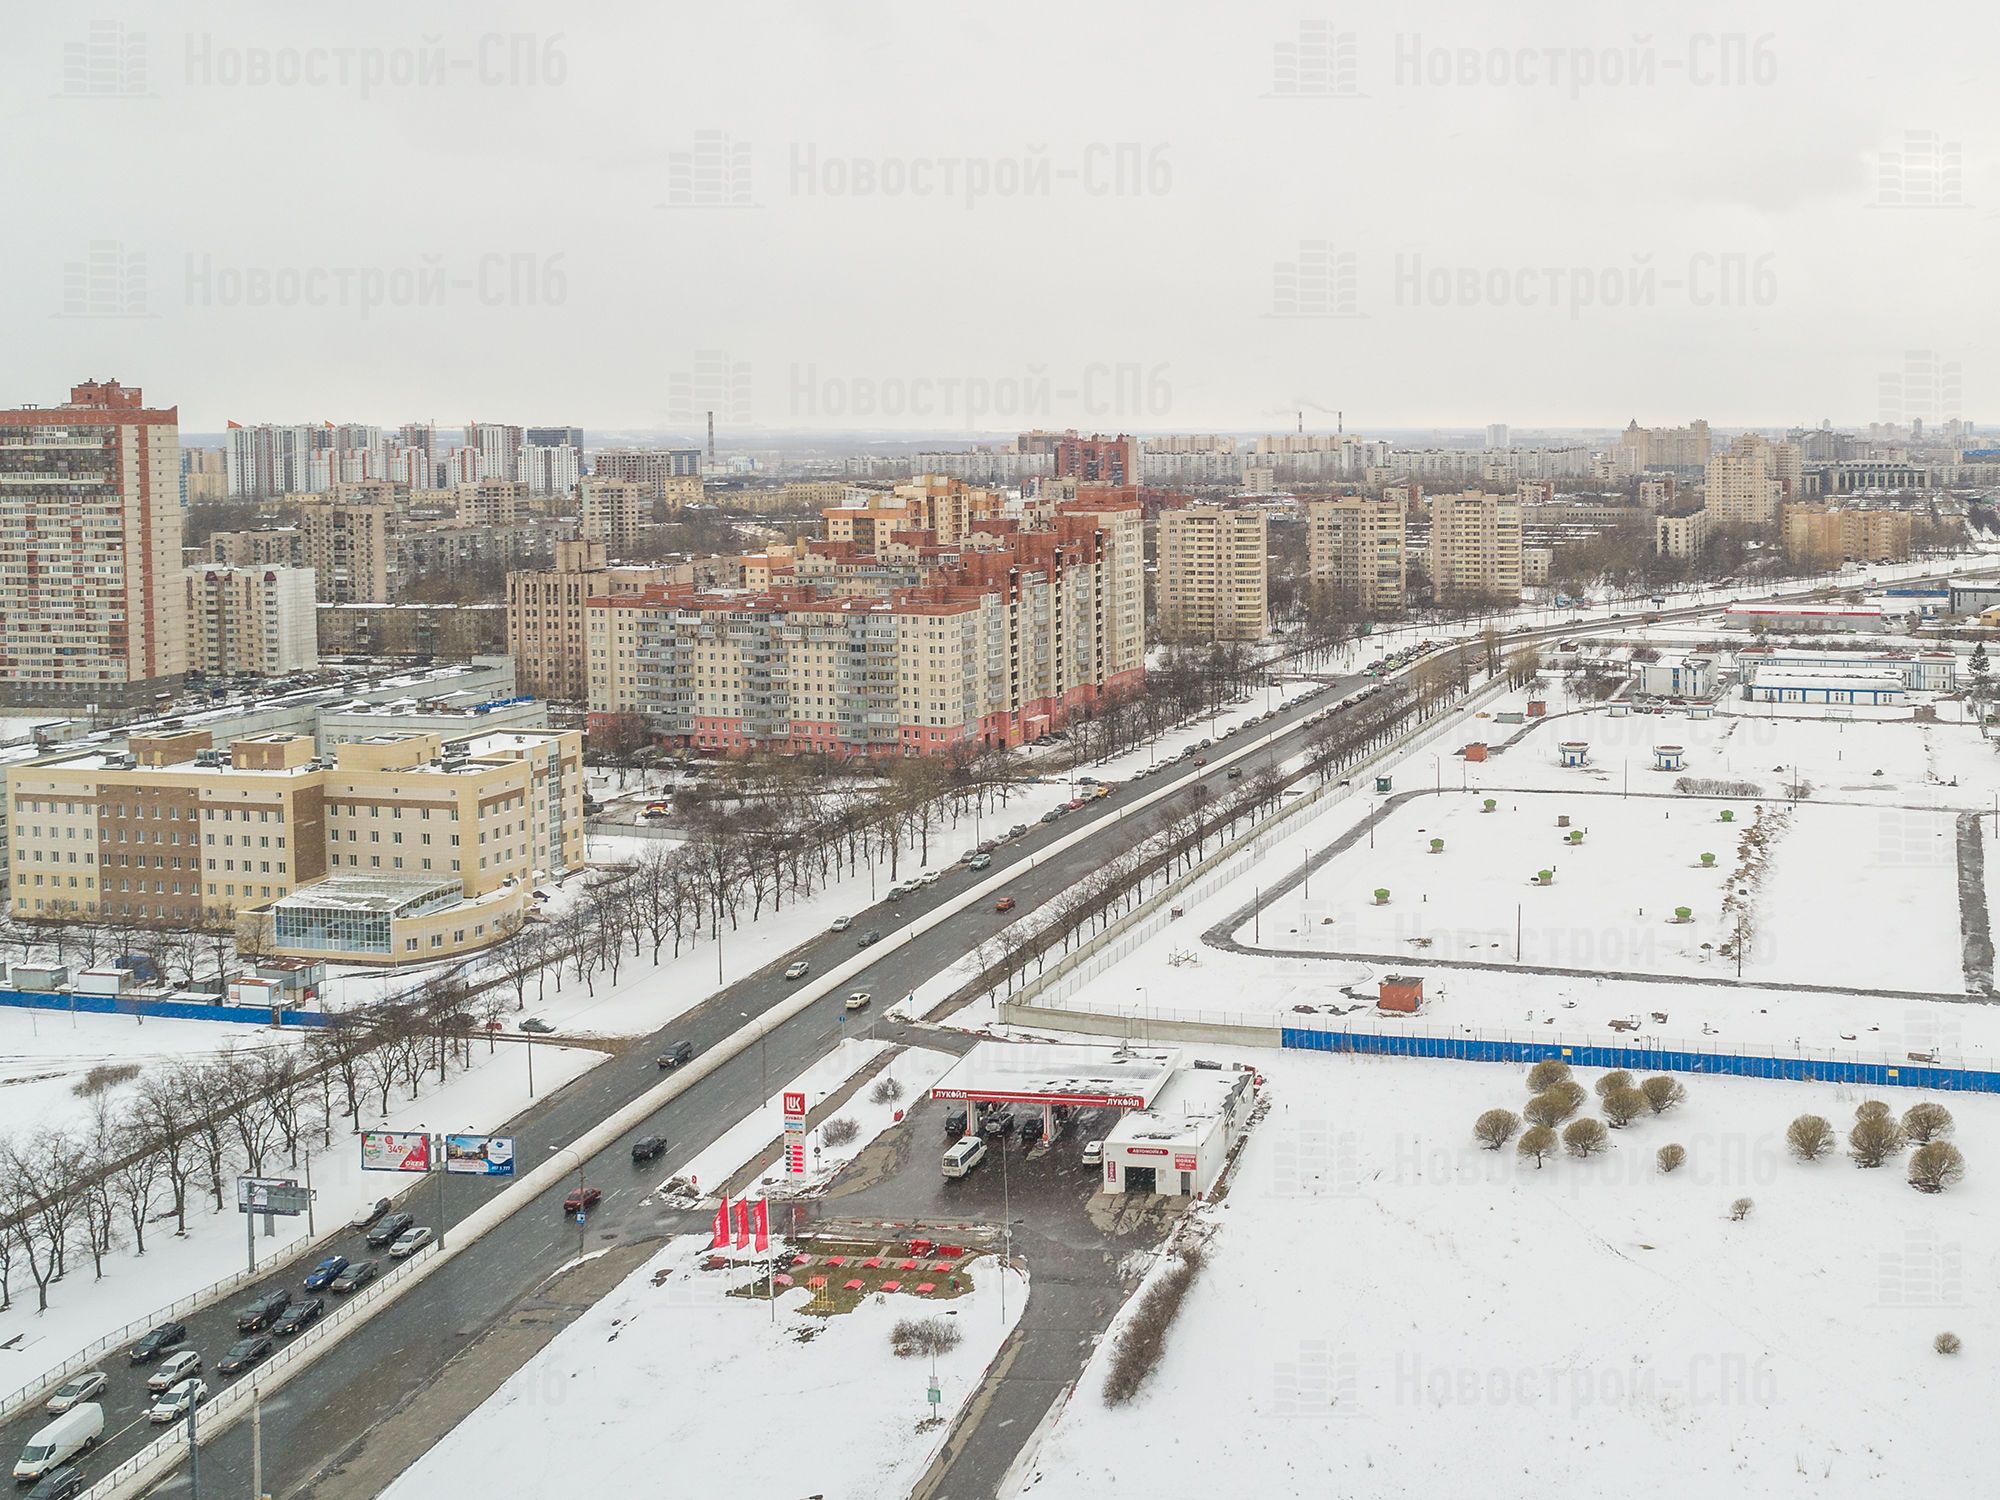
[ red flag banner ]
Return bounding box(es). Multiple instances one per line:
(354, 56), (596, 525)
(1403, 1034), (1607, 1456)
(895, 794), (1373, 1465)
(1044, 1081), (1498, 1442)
(712, 1193), (730, 1249)
(752, 1197), (769, 1252)
(734, 1197), (751, 1249)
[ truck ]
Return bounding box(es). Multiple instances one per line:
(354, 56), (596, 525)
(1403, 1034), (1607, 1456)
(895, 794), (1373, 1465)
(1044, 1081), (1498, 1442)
(13, 1404), (102, 1482)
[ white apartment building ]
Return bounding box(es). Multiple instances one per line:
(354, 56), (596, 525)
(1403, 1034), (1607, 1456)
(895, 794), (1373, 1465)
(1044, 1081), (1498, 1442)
(1155, 506), (1268, 641)
(1306, 495), (1407, 615)
(1427, 490), (1524, 604)
(183, 565), (319, 678)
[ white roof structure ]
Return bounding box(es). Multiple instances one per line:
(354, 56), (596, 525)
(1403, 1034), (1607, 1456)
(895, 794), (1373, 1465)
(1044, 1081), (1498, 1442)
(1103, 1068), (1249, 1151)
(929, 1041), (1181, 1110)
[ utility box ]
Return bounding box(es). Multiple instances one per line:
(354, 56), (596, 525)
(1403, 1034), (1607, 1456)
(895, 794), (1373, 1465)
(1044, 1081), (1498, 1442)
(1526, 700), (1547, 717)
(1464, 743), (1488, 763)
(1374, 775), (1393, 793)
(9, 963), (67, 992)
(1378, 975), (1424, 1012)
(76, 966), (135, 998)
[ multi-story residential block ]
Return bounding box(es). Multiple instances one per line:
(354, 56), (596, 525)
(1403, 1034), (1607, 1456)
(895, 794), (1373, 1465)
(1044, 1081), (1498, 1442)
(661, 474), (704, 514)
(1654, 507), (1712, 559)
(1618, 419), (1713, 473)
(591, 448), (703, 495)
(298, 497), (397, 603)
(1780, 505), (1914, 564)
(5, 726), (582, 961)
(182, 447), (228, 503)
(1705, 434), (1801, 526)
(457, 480), (529, 529)
(579, 476), (651, 550)
(465, 422), (524, 482)
(1306, 496), (1407, 615)
(507, 540), (675, 702)
(208, 528), (307, 569)
(318, 602), (507, 660)
(1155, 507), (1268, 641)
(0, 380), (186, 706)
(1426, 490), (1524, 604)
(516, 442), (582, 496)
(184, 566), (319, 678)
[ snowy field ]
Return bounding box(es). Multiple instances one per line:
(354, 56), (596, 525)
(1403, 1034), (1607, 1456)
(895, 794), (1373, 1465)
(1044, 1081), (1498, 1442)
(1013, 1047), (1999, 1500)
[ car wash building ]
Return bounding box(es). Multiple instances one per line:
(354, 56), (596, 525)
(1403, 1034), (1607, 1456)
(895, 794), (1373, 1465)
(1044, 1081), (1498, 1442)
(1100, 1065), (1255, 1197)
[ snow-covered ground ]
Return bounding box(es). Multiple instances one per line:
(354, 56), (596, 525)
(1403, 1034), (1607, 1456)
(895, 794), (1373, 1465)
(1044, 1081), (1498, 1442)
(1013, 1047), (1999, 1500)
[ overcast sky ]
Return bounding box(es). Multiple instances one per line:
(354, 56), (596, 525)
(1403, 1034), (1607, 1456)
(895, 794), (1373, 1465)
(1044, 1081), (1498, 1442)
(3, 1), (1992, 437)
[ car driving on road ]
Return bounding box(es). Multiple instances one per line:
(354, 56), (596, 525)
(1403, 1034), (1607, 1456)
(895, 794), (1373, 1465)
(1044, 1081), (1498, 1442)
(656, 1040), (695, 1069)
(42, 1372), (105, 1415)
(129, 1321), (189, 1365)
(783, 961), (810, 980)
(303, 1254), (349, 1291)
(389, 1226), (434, 1259)
(273, 1297), (324, 1336)
(217, 1335), (274, 1376)
(347, 1198), (391, 1230)
(856, 929), (882, 947)
(24, 1464), (84, 1500)
(234, 1289), (291, 1332)
(563, 1186), (602, 1215)
(145, 1350), (202, 1393)
(844, 991), (871, 1011)
(630, 1134), (667, 1164)
(365, 1211), (414, 1248)
(330, 1260), (380, 1295)
(830, 915), (853, 932)
(148, 1377), (209, 1424)
(519, 1018), (556, 1034)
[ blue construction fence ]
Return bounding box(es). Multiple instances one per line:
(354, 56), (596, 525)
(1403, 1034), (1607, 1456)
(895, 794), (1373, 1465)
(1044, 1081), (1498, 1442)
(1281, 1026), (2000, 1094)
(0, 988), (334, 1028)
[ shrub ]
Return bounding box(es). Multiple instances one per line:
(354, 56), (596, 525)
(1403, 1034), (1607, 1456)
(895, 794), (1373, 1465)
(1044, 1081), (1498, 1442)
(1640, 1076), (1686, 1115)
(1102, 1242), (1206, 1406)
(1908, 1141), (1966, 1194)
(1786, 1115), (1834, 1161)
(73, 1062), (142, 1098)
(822, 1117), (860, 1148)
(1729, 1197), (1754, 1222)
(1594, 1070), (1634, 1099)
(1562, 1119), (1609, 1158)
(1547, 1080), (1587, 1114)
(1517, 1125), (1557, 1168)
(1849, 1113), (1908, 1168)
(1902, 1102), (1954, 1144)
(1526, 1059), (1572, 1093)
(1656, 1144), (1686, 1174)
(1936, 1332), (1962, 1356)
(1601, 1086), (1647, 1128)
(1473, 1109), (1521, 1150)
(890, 1316), (965, 1359)
(1524, 1090), (1579, 1129)
(868, 1075), (906, 1106)
(1855, 1099), (1893, 1124)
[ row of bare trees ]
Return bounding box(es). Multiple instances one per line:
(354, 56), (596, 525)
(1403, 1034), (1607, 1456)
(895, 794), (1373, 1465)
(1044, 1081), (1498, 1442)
(0, 974), (479, 1318)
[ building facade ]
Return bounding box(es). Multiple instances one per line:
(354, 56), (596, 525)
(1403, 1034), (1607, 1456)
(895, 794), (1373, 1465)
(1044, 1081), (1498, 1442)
(1654, 507), (1712, 559)
(1306, 496), (1407, 615)
(298, 498), (397, 603)
(1426, 490), (1524, 604)
(590, 448), (703, 494)
(184, 566), (319, 679)
(1155, 507), (1268, 641)
(1780, 505), (1913, 564)
(579, 476), (650, 550)
(506, 539), (674, 701)
(0, 380), (186, 706)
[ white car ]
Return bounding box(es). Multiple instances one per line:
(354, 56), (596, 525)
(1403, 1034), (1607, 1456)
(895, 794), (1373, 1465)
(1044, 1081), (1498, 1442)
(916, 871), (941, 886)
(148, 1377), (208, 1424)
(44, 1371), (106, 1414)
(844, 991), (871, 1011)
(389, 1226), (434, 1259)
(1081, 1140), (1104, 1167)
(146, 1349), (203, 1394)
(784, 961), (811, 981)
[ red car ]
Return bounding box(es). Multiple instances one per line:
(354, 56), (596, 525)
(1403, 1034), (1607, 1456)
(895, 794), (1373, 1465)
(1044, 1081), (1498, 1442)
(563, 1186), (602, 1215)
(994, 897), (1015, 913)
(1066, 798), (1086, 811)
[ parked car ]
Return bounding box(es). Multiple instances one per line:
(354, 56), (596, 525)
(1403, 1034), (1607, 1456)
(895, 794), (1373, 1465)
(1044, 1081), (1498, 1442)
(303, 1255), (349, 1292)
(1066, 798), (1086, 812)
(347, 1197), (391, 1231)
(844, 991), (871, 1011)
(129, 1321), (189, 1365)
(389, 1226), (434, 1259)
(968, 854), (992, 871)
(783, 961), (811, 981)
(563, 1185), (602, 1215)
(977, 839), (999, 854)
(42, 1373), (105, 1416)
(145, 1350), (202, 1394)
(979, 1107), (1016, 1138)
(365, 1211), (415, 1248)
(330, 1260), (380, 1295)
(631, 1134), (667, 1164)
(221, 1288), (284, 1333)
(520, 1018), (556, 1034)
(217, 1336), (274, 1377)
(942, 1137), (987, 1179)
(1008, 824), (1028, 839)
(147, 1378), (208, 1425)
(830, 915), (853, 932)
(1082, 1140), (1105, 1167)
(916, 871), (941, 886)
(1039, 810), (1061, 824)
(273, 1297), (324, 1336)
(885, 886), (907, 902)
(943, 1109), (968, 1138)
(1226, 767), (1243, 780)
(993, 897), (1015, 913)
(656, 1040), (695, 1069)
(856, 930), (882, 947)
(1018, 1116), (1045, 1148)
(12, 1406), (102, 1484)
(24, 1464), (85, 1500)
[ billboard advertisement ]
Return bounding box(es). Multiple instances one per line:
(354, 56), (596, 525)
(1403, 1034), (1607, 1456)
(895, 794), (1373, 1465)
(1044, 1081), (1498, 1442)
(361, 1130), (433, 1173)
(445, 1134), (517, 1177)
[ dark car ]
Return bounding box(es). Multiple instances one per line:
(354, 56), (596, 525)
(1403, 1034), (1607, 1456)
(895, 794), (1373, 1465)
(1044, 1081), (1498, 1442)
(347, 1197), (391, 1230)
(303, 1255), (349, 1292)
(944, 1109), (967, 1138)
(856, 930), (882, 947)
(365, 1210), (414, 1248)
(520, 1018), (556, 1034)
(979, 1108), (1016, 1139)
(235, 1289), (291, 1332)
(330, 1259), (381, 1295)
(26, 1466), (85, 1500)
(656, 1040), (695, 1069)
(1019, 1116), (1045, 1147)
(272, 1296), (324, 1336)
(129, 1320), (189, 1364)
(631, 1134), (667, 1164)
(1039, 810), (1061, 825)
(217, 1335), (275, 1376)
(563, 1186), (602, 1215)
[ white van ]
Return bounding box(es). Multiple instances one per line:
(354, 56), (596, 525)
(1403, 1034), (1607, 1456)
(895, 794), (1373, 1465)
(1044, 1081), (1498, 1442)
(942, 1137), (987, 1179)
(14, 1402), (102, 1481)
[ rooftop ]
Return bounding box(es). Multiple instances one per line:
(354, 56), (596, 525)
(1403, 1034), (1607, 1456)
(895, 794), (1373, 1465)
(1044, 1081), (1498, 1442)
(271, 873), (461, 916)
(929, 1041), (1181, 1109)
(1102, 1067), (1252, 1150)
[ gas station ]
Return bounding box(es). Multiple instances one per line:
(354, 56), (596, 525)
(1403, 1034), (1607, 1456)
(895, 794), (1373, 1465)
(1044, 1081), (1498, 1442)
(929, 1040), (1181, 1141)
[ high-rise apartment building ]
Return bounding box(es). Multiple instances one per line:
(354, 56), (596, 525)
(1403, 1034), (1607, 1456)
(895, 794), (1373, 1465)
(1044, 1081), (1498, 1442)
(1306, 496), (1408, 615)
(591, 448), (703, 495)
(457, 480), (529, 529)
(1426, 490), (1524, 604)
(579, 476), (651, 550)
(1618, 419), (1713, 473)
(516, 442), (582, 496)
(183, 565), (319, 678)
(182, 447), (228, 504)
(507, 540), (674, 702)
(298, 497), (397, 603)
(1654, 507), (1712, 560)
(523, 426), (584, 452)
(0, 380), (185, 706)
(208, 529), (307, 569)
(465, 422), (524, 482)
(1053, 432), (1135, 485)
(1155, 506), (1269, 641)
(1705, 434), (1801, 526)
(1780, 505), (1913, 564)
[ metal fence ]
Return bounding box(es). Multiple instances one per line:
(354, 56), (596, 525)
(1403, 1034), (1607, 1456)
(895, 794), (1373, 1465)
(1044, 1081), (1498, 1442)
(0, 989), (331, 1027)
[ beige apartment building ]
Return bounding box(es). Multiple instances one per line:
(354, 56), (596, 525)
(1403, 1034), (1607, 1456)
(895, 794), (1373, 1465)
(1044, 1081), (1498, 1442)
(183, 448), (228, 504)
(7, 725), (582, 961)
(1618, 419), (1713, 471)
(1654, 507), (1712, 560)
(0, 381), (186, 706)
(208, 528), (307, 569)
(507, 539), (673, 702)
(1155, 506), (1268, 641)
(184, 565), (320, 678)
(1306, 496), (1407, 615)
(1426, 490), (1524, 604)
(298, 497), (397, 603)
(457, 479), (529, 528)
(1781, 505), (1913, 565)
(1705, 434), (1803, 526)
(579, 476), (650, 551)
